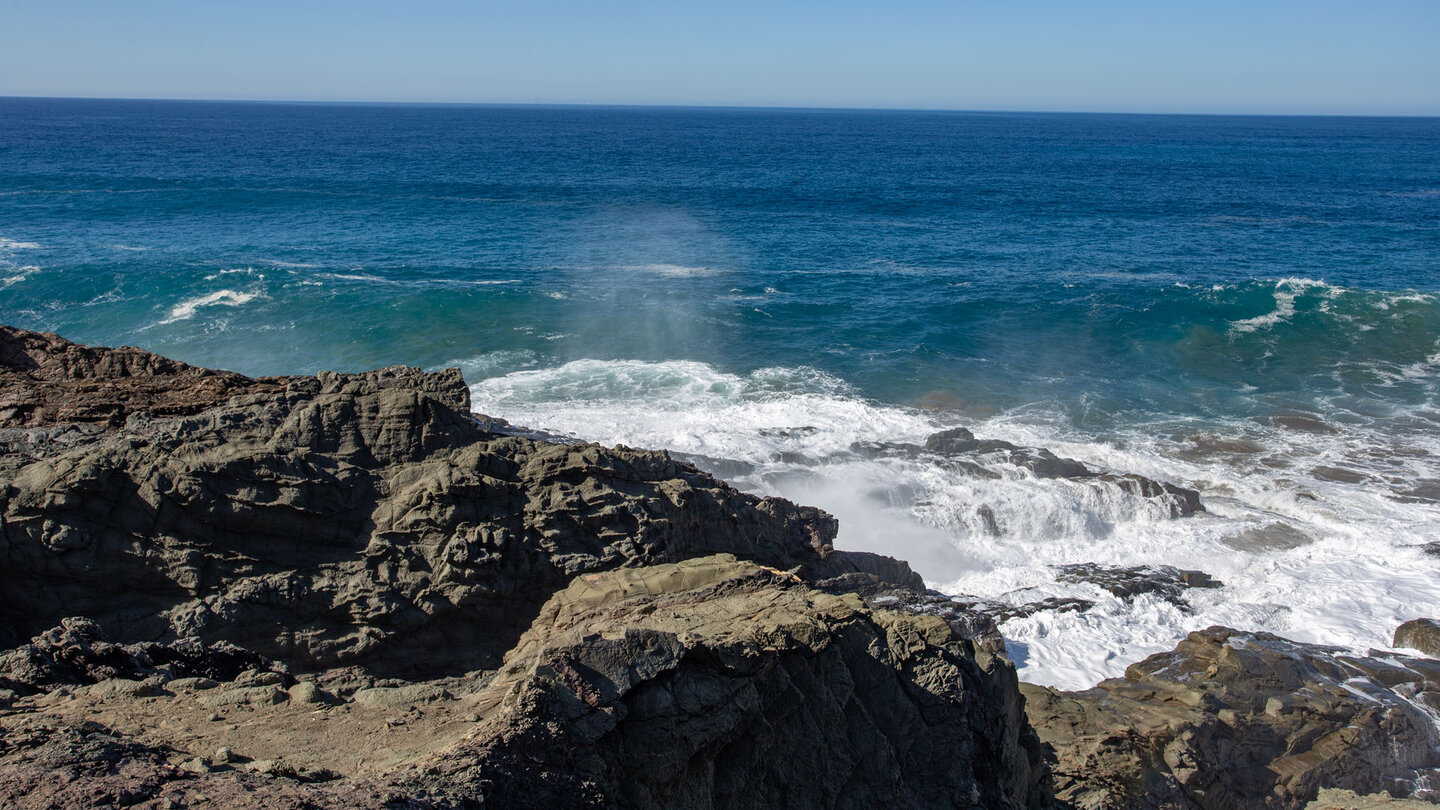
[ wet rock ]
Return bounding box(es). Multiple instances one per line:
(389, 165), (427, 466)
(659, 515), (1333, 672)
(1312, 465), (1369, 484)
(978, 596), (1098, 624)
(1394, 480), (1440, 504)
(1024, 627), (1440, 809)
(1394, 619), (1440, 657)
(922, 427), (1204, 516)
(404, 554), (1052, 809)
(1054, 563), (1222, 606)
(811, 571), (1007, 652)
(925, 426), (983, 454)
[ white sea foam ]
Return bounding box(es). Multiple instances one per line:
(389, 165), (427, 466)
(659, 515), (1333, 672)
(1, 266), (41, 287)
(1227, 277), (1336, 335)
(203, 268), (265, 281)
(0, 238), (43, 250)
(470, 358), (1440, 690)
(159, 290), (262, 324)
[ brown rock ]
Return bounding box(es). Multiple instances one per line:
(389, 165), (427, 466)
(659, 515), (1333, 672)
(1394, 619), (1440, 657)
(1024, 627), (1440, 809)
(0, 327), (904, 677)
(404, 554), (1052, 809)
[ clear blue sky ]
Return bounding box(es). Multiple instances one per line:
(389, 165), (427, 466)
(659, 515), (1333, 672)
(3, 0), (1436, 115)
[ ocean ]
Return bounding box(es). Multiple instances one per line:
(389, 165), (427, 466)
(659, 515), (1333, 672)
(3, 97), (1438, 689)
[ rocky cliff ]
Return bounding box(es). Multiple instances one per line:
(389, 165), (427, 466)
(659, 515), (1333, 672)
(0, 326), (1045, 808)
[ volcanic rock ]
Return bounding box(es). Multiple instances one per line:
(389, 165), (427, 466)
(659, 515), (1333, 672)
(0, 324), (286, 429)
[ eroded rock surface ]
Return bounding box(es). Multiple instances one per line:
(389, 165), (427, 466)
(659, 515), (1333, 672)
(399, 555), (1051, 809)
(1024, 627), (1440, 809)
(1, 326), (1037, 808)
(0, 324), (286, 429)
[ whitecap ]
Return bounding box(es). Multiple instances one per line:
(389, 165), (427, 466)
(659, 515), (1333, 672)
(203, 268), (266, 282)
(0, 238), (42, 250)
(1227, 277), (1337, 335)
(159, 290), (262, 324)
(0, 266), (41, 287)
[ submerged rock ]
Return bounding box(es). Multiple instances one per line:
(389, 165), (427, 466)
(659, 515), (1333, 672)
(1024, 627), (1440, 809)
(1223, 521), (1314, 552)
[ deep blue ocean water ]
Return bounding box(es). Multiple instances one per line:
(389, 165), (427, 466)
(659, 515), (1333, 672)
(3, 98), (1438, 686)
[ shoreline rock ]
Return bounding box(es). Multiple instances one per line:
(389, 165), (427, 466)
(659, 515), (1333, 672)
(1024, 627), (1440, 809)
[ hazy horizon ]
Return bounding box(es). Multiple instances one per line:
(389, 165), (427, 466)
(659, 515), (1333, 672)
(5, 95), (1440, 119)
(2, 1), (1436, 117)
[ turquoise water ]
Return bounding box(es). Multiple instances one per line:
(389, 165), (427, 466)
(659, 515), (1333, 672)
(3, 98), (1439, 686)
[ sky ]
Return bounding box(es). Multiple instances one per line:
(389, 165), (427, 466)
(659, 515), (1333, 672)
(2, 0), (1437, 115)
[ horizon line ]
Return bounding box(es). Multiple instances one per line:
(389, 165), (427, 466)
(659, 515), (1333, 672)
(3, 94), (1438, 120)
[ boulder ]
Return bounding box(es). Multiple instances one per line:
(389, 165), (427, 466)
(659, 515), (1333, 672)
(402, 554), (1052, 809)
(1394, 619), (1440, 657)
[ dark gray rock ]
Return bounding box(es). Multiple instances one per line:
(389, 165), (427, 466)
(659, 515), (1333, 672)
(923, 428), (1204, 517)
(1054, 563), (1222, 606)
(0, 618), (283, 697)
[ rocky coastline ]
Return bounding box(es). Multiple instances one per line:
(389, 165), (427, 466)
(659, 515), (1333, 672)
(2, 325), (1437, 809)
